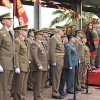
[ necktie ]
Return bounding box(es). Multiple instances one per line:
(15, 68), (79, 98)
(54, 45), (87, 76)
(41, 42), (44, 47)
(8, 31), (13, 39)
(24, 39), (27, 45)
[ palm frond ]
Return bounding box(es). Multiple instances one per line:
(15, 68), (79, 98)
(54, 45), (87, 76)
(49, 17), (60, 27)
(49, 13), (71, 27)
(52, 9), (65, 15)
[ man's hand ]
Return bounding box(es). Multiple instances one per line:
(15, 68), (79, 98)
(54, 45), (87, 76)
(0, 65), (3, 72)
(15, 68), (20, 74)
(39, 66), (43, 70)
(52, 63), (56, 66)
(69, 67), (72, 69)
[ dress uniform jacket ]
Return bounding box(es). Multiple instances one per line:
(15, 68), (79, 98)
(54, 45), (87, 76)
(27, 37), (35, 89)
(49, 34), (65, 67)
(0, 27), (14, 100)
(96, 29), (100, 68)
(27, 37), (35, 61)
(93, 29), (99, 49)
(74, 36), (84, 63)
(66, 42), (79, 92)
(14, 36), (29, 100)
(14, 36), (29, 72)
(30, 40), (48, 100)
(84, 44), (90, 65)
(59, 44), (69, 95)
(81, 44), (90, 86)
(74, 36), (85, 88)
(31, 40), (48, 71)
(0, 27), (14, 70)
(49, 34), (65, 96)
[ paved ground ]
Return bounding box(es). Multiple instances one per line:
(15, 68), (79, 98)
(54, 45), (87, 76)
(10, 85), (100, 100)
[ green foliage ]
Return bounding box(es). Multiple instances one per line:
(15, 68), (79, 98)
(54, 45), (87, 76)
(50, 9), (96, 31)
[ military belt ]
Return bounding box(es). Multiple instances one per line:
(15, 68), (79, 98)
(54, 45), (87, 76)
(55, 53), (65, 56)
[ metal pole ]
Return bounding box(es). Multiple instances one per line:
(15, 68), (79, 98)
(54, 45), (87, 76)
(86, 64), (89, 93)
(68, 65), (79, 100)
(34, 0), (41, 30)
(76, 0), (82, 29)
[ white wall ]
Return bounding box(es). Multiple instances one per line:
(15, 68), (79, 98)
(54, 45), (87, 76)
(0, 4), (57, 30)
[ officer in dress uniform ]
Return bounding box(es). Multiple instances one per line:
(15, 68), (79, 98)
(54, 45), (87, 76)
(27, 28), (35, 91)
(74, 30), (84, 91)
(66, 35), (79, 94)
(0, 12), (14, 100)
(10, 29), (19, 97)
(14, 30), (19, 39)
(81, 35), (90, 88)
(42, 28), (50, 88)
(92, 21), (99, 69)
(59, 35), (69, 97)
(13, 24), (29, 100)
(30, 30), (48, 100)
(49, 26), (65, 99)
(96, 24), (100, 68)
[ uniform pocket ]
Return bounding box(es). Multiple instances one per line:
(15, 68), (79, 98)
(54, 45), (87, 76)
(39, 48), (44, 54)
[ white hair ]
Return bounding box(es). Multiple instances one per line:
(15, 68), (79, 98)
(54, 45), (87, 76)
(55, 28), (61, 33)
(18, 30), (22, 34)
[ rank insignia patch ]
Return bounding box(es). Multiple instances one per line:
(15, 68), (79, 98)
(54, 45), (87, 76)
(3, 32), (7, 37)
(32, 46), (35, 49)
(15, 44), (17, 47)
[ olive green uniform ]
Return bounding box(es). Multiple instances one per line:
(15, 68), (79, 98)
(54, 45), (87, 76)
(14, 36), (29, 100)
(0, 27), (14, 100)
(30, 40), (48, 100)
(49, 34), (65, 96)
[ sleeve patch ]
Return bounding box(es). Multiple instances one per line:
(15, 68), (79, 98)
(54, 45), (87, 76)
(3, 32), (7, 37)
(32, 45), (35, 49)
(15, 44), (17, 47)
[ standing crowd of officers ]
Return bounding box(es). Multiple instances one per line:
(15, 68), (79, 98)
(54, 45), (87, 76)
(0, 12), (100, 100)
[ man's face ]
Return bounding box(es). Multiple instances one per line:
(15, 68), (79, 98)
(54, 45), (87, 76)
(21, 30), (28, 38)
(43, 32), (48, 38)
(2, 18), (12, 27)
(93, 23), (97, 28)
(59, 30), (64, 36)
(82, 38), (87, 43)
(30, 31), (34, 37)
(15, 31), (19, 37)
(79, 33), (83, 38)
(36, 34), (43, 40)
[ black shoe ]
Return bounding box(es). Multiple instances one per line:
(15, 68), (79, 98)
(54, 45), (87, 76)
(60, 92), (68, 96)
(76, 88), (84, 91)
(50, 82), (52, 86)
(67, 90), (78, 94)
(44, 84), (50, 88)
(10, 91), (14, 97)
(81, 85), (87, 89)
(52, 95), (64, 99)
(67, 90), (74, 94)
(28, 87), (34, 91)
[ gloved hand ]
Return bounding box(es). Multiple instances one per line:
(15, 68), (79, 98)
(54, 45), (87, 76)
(0, 65), (3, 72)
(39, 66), (43, 70)
(15, 68), (20, 74)
(79, 60), (81, 64)
(29, 61), (31, 64)
(69, 67), (72, 69)
(48, 65), (50, 69)
(52, 63), (56, 66)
